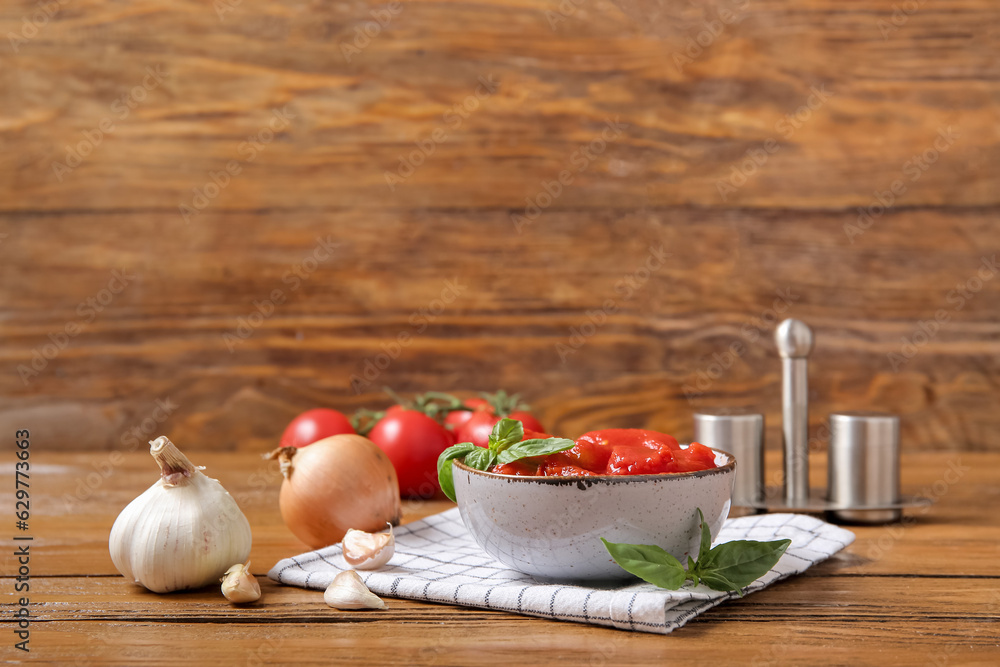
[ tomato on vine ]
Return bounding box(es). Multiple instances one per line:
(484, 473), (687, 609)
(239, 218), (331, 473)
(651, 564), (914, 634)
(280, 409), (355, 448)
(366, 409), (456, 499)
(349, 388), (546, 498)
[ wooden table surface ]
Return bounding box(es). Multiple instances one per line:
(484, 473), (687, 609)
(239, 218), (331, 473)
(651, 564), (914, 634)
(3, 449), (998, 665)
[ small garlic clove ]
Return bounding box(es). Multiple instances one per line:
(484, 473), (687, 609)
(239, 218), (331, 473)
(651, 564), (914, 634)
(221, 561), (261, 604)
(342, 523), (395, 570)
(324, 570), (386, 610)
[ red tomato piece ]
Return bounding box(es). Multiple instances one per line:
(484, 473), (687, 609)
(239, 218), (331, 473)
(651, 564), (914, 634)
(486, 428), (715, 478)
(672, 442), (719, 472)
(606, 445), (673, 475)
(559, 439), (612, 472)
(492, 459), (542, 476)
(540, 460), (596, 477)
(577, 429), (679, 451)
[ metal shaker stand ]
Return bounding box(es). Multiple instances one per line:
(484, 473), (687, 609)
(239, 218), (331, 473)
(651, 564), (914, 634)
(694, 319), (932, 525)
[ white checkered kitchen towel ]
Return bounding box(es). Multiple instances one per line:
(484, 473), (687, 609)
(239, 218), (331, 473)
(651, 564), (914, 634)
(268, 508), (854, 634)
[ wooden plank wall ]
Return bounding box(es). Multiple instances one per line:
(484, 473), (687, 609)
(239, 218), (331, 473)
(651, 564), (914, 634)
(1, 0), (997, 452)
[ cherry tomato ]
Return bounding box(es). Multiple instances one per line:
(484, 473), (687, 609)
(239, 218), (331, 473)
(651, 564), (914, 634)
(443, 398), (490, 431)
(456, 411), (502, 448)
(456, 411), (548, 448)
(368, 409), (455, 498)
(509, 410), (545, 433)
(280, 409), (355, 448)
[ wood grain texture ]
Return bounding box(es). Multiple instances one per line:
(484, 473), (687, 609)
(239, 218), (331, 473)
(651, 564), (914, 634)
(0, 0), (996, 209)
(2, 210), (998, 452)
(0, 0), (998, 452)
(1, 450), (998, 665)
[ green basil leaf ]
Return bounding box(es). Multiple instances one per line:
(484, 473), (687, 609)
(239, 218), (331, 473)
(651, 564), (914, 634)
(687, 556), (699, 587)
(601, 538), (687, 590)
(496, 438), (575, 465)
(696, 508), (712, 562)
(696, 538), (791, 589)
(488, 418), (524, 454)
(463, 447), (495, 471)
(699, 570), (745, 596)
(604, 507), (792, 594)
(436, 443), (478, 503)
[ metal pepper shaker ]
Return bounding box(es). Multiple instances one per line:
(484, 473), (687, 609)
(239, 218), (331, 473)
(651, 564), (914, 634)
(775, 319), (814, 506)
(827, 412), (902, 524)
(693, 409), (765, 507)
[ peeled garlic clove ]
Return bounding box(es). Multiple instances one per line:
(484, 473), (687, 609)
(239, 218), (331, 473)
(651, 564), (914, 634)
(342, 523), (395, 570)
(324, 570), (386, 610)
(221, 561), (261, 604)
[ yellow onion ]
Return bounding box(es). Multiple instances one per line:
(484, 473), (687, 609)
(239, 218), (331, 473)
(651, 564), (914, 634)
(268, 435), (401, 549)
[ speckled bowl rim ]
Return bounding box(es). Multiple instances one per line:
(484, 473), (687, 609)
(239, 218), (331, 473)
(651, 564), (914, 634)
(454, 445), (736, 486)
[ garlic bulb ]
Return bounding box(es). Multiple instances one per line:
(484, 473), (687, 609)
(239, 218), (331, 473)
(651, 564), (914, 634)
(109, 436), (253, 593)
(221, 561), (261, 603)
(343, 523), (395, 570)
(324, 570), (386, 610)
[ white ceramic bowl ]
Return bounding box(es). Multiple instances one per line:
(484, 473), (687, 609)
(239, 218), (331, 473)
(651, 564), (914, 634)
(453, 447), (735, 581)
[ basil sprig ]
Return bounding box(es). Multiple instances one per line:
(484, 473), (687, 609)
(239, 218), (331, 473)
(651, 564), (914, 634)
(437, 418), (574, 502)
(602, 509), (791, 595)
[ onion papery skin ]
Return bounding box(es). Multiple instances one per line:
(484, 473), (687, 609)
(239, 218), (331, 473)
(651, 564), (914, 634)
(279, 435), (402, 549)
